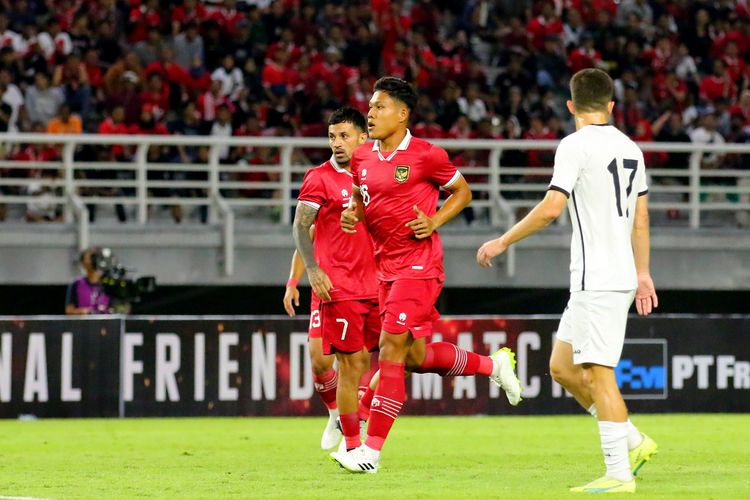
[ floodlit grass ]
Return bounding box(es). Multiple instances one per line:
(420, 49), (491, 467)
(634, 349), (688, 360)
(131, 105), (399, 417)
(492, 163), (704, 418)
(1, 415), (749, 499)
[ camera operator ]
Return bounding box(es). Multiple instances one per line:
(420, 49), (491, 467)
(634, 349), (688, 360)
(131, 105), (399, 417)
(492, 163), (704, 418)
(65, 246), (112, 315)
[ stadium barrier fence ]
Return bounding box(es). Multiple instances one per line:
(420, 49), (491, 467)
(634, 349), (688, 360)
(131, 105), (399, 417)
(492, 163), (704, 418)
(0, 315), (747, 418)
(1, 134), (750, 276)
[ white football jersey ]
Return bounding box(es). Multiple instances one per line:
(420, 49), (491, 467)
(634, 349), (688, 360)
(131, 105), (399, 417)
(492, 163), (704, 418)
(549, 124), (648, 292)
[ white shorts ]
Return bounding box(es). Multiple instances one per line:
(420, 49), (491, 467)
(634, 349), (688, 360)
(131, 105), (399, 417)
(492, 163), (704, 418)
(556, 290), (635, 367)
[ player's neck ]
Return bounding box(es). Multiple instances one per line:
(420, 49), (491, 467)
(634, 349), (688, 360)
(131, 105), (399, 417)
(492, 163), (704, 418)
(574, 112), (611, 130)
(379, 128), (408, 153)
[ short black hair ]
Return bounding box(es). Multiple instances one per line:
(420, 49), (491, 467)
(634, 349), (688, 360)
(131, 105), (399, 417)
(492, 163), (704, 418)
(328, 106), (367, 133)
(373, 76), (417, 112)
(569, 68), (614, 114)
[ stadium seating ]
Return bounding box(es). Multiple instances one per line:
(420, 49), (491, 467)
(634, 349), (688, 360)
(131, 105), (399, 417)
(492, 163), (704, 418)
(0, 1), (749, 228)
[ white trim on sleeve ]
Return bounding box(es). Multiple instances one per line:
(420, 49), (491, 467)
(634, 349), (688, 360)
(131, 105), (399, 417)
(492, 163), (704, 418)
(441, 170), (462, 189)
(298, 200), (321, 211)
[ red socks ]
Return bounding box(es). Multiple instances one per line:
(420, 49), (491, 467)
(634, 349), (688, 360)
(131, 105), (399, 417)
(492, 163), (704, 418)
(313, 368), (338, 410)
(364, 360), (405, 451)
(413, 342), (494, 376)
(340, 412), (360, 450)
(359, 357), (377, 399)
(358, 385), (375, 421)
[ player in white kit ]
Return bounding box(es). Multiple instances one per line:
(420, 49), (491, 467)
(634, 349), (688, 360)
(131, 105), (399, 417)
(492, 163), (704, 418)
(476, 68), (659, 493)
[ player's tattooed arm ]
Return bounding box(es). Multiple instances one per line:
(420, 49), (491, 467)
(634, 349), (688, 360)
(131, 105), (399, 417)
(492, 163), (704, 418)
(293, 202), (333, 301)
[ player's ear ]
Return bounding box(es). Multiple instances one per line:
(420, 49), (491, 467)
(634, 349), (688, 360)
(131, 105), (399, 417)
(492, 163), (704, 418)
(566, 100), (575, 115)
(399, 105), (409, 124)
(358, 132), (368, 144)
(607, 101), (615, 114)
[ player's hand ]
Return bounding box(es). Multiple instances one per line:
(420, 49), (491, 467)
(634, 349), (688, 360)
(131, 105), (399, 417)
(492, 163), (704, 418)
(405, 205), (436, 239)
(635, 273), (658, 316)
(341, 200), (359, 234)
(308, 266), (333, 301)
(476, 237), (508, 267)
(283, 285), (300, 317)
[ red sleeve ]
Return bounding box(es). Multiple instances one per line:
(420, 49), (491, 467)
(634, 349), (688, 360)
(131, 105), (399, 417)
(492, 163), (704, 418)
(426, 145), (459, 187)
(297, 168), (326, 211)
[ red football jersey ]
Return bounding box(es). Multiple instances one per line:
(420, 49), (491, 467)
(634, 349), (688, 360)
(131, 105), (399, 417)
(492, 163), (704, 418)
(298, 157), (378, 302)
(351, 130), (461, 282)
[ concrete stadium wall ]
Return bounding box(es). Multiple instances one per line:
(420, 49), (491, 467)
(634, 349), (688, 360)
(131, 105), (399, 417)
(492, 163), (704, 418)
(1, 224), (750, 290)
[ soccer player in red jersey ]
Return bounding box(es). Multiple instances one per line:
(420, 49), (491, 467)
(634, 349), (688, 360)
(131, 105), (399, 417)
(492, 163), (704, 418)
(287, 107), (381, 452)
(332, 77), (522, 473)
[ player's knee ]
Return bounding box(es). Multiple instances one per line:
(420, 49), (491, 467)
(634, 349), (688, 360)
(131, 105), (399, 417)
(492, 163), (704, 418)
(549, 358), (571, 386)
(310, 354), (333, 376)
(338, 352), (364, 374)
(580, 365), (598, 392)
(378, 335), (408, 362)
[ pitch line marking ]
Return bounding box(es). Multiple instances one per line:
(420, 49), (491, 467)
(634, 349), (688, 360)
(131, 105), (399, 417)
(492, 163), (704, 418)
(0, 495), (52, 500)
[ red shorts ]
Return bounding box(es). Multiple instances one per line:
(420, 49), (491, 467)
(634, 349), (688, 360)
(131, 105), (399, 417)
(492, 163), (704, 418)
(379, 278), (442, 338)
(308, 295), (322, 339)
(320, 298), (381, 355)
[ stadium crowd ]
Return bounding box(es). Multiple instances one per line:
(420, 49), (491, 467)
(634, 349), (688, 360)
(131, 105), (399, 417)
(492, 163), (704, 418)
(0, 0), (749, 223)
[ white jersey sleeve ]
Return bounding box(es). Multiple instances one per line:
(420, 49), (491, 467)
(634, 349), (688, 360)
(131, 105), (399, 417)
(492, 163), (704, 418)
(549, 136), (584, 197)
(635, 149), (649, 196)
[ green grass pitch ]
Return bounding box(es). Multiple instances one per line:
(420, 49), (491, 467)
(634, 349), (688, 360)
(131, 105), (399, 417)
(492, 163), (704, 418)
(1, 414), (749, 499)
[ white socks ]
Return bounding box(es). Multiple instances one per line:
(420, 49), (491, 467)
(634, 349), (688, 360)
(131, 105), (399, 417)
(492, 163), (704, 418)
(598, 421), (632, 482)
(328, 408), (339, 419)
(588, 405), (644, 451)
(626, 419), (644, 449)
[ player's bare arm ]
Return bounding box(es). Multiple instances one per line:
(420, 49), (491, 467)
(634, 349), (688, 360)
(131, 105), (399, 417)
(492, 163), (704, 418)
(406, 175), (472, 239)
(631, 195), (658, 316)
(341, 186), (364, 234)
(293, 203), (333, 301)
(477, 189), (567, 267)
(283, 226), (314, 316)
(283, 250), (304, 316)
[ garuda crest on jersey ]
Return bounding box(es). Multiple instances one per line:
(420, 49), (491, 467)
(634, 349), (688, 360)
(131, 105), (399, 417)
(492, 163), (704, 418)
(394, 165), (410, 183)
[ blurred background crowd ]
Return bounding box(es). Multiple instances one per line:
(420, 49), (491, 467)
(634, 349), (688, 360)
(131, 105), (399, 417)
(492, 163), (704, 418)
(1, 0), (749, 224)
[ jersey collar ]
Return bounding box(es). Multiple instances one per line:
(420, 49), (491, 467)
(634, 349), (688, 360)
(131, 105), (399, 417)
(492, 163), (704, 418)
(329, 155), (352, 176)
(371, 129), (412, 161)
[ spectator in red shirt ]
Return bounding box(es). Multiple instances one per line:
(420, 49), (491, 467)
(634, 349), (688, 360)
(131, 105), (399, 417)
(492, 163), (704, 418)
(447, 114), (476, 139)
(412, 31), (436, 91)
(523, 115), (556, 167)
(98, 105), (131, 160)
(571, 0), (617, 25)
(171, 0), (207, 35)
(131, 103), (169, 135)
(722, 40), (749, 85)
(568, 34), (602, 74)
(309, 47), (356, 99)
(127, 0), (161, 44)
(197, 78), (234, 123)
(633, 119), (668, 167)
(210, 0), (246, 38)
(526, 2), (563, 52)
(138, 72), (170, 120)
(261, 48), (289, 100)
(413, 109), (444, 139)
(653, 72), (688, 113)
(382, 39), (411, 80)
(615, 83), (645, 135)
(700, 59), (738, 103)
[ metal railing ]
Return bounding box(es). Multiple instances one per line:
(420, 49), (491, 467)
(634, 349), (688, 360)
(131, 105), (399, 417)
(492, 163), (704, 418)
(1, 133), (749, 275)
